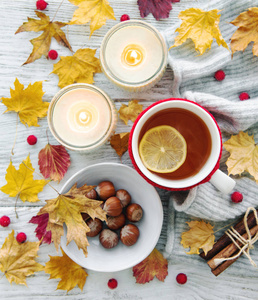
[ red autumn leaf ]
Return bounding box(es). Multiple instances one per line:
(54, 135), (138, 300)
(137, 0), (180, 20)
(29, 213), (51, 244)
(38, 144), (71, 182)
(133, 248), (168, 284)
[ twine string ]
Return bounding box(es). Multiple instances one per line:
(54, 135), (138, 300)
(214, 207), (258, 267)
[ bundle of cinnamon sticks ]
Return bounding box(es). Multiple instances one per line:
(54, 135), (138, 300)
(200, 209), (258, 276)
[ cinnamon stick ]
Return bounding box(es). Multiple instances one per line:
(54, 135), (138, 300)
(211, 254), (240, 276)
(200, 209), (258, 260)
(207, 224), (258, 270)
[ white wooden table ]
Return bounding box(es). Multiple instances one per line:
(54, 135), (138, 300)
(2, 1), (258, 299)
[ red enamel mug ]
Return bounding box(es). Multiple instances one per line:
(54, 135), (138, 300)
(129, 99), (236, 193)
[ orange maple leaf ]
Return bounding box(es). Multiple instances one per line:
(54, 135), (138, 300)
(230, 7), (258, 56)
(110, 132), (130, 158)
(133, 248), (168, 284)
(44, 248), (88, 292)
(16, 11), (72, 64)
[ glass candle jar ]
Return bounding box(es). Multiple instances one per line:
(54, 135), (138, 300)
(100, 20), (168, 92)
(48, 83), (117, 152)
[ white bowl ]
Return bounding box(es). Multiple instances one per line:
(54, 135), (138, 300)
(60, 162), (163, 272)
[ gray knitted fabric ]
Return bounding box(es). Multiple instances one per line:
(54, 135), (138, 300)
(159, 0), (258, 297)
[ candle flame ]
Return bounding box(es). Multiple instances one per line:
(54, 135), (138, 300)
(122, 44), (144, 67)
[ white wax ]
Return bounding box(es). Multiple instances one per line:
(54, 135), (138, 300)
(52, 88), (112, 147)
(104, 25), (164, 83)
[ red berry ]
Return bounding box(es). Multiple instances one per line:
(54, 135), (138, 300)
(108, 278), (118, 289)
(231, 191), (243, 203)
(176, 273), (187, 284)
(27, 135), (37, 145)
(48, 50), (58, 60)
(0, 216), (11, 227)
(214, 70), (225, 81)
(120, 14), (130, 22)
(239, 92), (250, 101)
(36, 0), (48, 10)
(16, 232), (27, 243)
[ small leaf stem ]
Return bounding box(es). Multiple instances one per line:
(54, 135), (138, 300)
(11, 113), (19, 155)
(51, 0), (65, 22)
(14, 194), (19, 218)
(214, 220), (236, 234)
(21, 162), (60, 195)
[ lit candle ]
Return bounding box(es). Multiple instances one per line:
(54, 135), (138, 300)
(100, 20), (167, 92)
(48, 84), (117, 151)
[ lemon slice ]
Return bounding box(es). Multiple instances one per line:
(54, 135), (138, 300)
(139, 125), (187, 173)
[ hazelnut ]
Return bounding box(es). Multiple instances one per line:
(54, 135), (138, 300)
(120, 224), (139, 246)
(86, 189), (98, 199)
(86, 218), (103, 237)
(106, 213), (126, 230)
(126, 203), (143, 222)
(96, 181), (115, 200)
(103, 197), (123, 217)
(116, 189), (131, 207)
(99, 229), (119, 249)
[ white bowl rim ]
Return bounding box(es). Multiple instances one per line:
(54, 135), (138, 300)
(59, 162), (163, 272)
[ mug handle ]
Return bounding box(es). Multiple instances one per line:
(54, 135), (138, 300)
(209, 169), (236, 194)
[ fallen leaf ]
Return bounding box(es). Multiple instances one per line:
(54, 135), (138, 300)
(51, 48), (101, 88)
(137, 0), (180, 21)
(118, 100), (143, 125)
(133, 248), (168, 284)
(38, 144), (71, 182)
(16, 11), (72, 65)
(44, 248), (88, 292)
(170, 8), (228, 55)
(66, 183), (96, 197)
(29, 213), (52, 244)
(69, 0), (116, 36)
(181, 220), (215, 255)
(230, 7), (258, 56)
(0, 155), (48, 203)
(223, 131), (258, 182)
(38, 183), (106, 256)
(0, 230), (43, 286)
(1, 78), (49, 127)
(110, 132), (130, 158)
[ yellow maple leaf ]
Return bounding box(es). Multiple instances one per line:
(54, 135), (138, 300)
(0, 155), (48, 203)
(170, 8), (229, 55)
(223, 131), (258, 182)
(0, 230), (43, 286)
(110, 132), (130, 158)
(118, 100), (143, 125)
(38, 183), (106, 256)
(44, 248), (88, 292)
(230, 7), (258, 56)
(181, 220), (215, 255)
(51, 48), (101, 88)
(1, 78), (49, 127)
(69, 0), (116, 36)
(15, 11), (72, 65)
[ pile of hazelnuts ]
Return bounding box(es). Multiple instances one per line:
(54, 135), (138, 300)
(84, 180), (143, 249)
